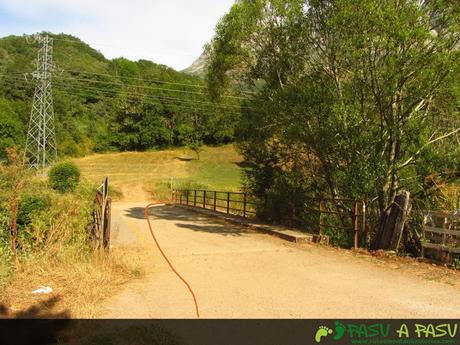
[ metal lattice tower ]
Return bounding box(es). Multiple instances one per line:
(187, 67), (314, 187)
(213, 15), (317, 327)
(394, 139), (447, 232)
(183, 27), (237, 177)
(25, 34), (57, 174)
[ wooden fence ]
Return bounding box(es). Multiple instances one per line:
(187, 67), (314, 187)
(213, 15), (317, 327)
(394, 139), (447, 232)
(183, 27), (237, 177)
(91, 177), (111, 251)
(173, 189), (366, 249)
(422, 210), (460, 263)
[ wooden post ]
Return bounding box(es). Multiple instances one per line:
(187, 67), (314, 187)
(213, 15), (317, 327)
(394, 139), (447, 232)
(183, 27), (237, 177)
(372, 191), (411, 251)
(319, 200), (324, 235)
(194, 190), (197, 207)
(362, 199), (367, 248)
(203, 190), (206, 209)
(421, 214), (428, 258)
(214, 191), (217, 211)
(243, 193), (247, 218)
(186, 190), (189, 205)
(227, 192), (230, 214)
(180, 191), (182, 205)
(103, 198), (112, 252)
(438, 217), (451, 262)
(354, 201), (359, 249)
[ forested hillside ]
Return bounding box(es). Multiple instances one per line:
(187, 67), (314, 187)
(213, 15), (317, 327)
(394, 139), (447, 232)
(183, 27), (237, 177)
(0, 33), (241, 158)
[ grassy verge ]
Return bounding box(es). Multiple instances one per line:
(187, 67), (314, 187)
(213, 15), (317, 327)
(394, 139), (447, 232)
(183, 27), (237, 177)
(0, 162), (141, 318)
(1, 248), (142, 318)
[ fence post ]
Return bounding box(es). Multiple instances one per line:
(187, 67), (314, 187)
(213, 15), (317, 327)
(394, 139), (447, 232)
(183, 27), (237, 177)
(421, 213), (427, 258)
(194, 190), (197, 207)
(203, 190), (206, 209)
(227, 192), (230, 214)
(243, 193), (247, 218)
(186, 190), (189, 205)
(319, 200), (324, 235)
(354, 201), (359, 250)
(214, 191), (217, 211)
(180, 191), (182, 205)
(362, 199), (367, 248)
(104, 197), (112, 252)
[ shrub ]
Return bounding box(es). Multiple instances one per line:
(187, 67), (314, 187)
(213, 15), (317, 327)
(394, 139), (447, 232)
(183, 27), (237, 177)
(48, 161), (81, 193)
(17, 193), (51, 227)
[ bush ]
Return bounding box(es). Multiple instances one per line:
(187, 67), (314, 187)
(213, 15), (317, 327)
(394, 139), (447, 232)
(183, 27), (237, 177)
(17, 193), (51, 227)
(48, 161), (81, 193)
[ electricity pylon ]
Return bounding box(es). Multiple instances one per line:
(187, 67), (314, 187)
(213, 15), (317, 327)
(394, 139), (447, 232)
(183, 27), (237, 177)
(25, 34), (57, 174)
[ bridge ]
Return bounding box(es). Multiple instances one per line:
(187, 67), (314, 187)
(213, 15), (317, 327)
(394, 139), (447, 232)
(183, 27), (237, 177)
(99, 200), (460, 318)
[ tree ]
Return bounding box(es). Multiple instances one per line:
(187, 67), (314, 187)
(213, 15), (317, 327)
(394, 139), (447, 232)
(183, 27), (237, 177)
(207, 0), (460, 245)
(0, 98), (23, 160)
(179, 112), (205, 160)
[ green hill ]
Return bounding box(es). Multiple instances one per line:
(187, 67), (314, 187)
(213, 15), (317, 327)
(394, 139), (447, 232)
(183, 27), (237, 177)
(0, 33), (240, 159)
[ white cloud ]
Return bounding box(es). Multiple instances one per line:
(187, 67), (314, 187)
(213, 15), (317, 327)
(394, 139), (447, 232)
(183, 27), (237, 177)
(0, 0), (234, 70)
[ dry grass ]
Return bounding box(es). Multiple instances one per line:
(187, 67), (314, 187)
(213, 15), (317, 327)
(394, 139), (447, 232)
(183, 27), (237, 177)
(73, 145), (244, 202)
(0, 247), (144, 318)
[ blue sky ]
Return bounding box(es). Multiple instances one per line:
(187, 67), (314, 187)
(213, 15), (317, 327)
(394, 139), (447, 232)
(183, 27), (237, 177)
(0, 0), (235, 70)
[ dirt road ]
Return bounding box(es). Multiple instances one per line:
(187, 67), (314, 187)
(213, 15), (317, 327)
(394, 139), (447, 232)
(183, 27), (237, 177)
(102, 202), (460, 318)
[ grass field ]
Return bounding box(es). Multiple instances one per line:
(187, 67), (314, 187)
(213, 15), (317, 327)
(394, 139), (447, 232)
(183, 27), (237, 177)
(73, 145), (244, 201)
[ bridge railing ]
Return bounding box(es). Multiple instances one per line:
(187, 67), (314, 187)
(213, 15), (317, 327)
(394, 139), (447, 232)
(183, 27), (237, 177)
(172, 189), (366, 249)
(173, 190), (257, 218)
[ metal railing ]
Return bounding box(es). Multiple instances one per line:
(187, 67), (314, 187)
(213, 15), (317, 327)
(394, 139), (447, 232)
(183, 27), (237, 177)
(173, 189), (366, 249)
(173, 190), (257, 218)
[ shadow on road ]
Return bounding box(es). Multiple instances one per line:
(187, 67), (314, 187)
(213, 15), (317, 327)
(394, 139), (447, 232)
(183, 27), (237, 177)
(0, 299), (185, 345)
(124, 205), (249, 237)
(0, 297), (71, 345)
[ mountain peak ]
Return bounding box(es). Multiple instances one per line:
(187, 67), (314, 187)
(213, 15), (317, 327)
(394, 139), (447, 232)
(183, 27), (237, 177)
(182, 51), (208, 78)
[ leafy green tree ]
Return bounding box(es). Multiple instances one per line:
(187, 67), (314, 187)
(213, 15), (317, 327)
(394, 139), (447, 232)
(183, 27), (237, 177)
(0, 98), (23, 160)
(207, 0), (460, 243)
(178, 112), (205, 160)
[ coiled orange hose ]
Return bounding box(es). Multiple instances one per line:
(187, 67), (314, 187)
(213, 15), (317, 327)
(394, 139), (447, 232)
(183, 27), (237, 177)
(144, 203), (200, 318)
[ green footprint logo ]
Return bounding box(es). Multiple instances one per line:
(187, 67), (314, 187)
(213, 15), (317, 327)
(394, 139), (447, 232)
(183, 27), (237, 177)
(315, 326), (333, 343)
(333, 321), (346, 341)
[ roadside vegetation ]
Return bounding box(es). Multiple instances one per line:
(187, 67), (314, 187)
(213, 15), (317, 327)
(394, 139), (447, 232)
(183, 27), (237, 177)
(0, 150), (140, 317)
(206, 0), (460, 250)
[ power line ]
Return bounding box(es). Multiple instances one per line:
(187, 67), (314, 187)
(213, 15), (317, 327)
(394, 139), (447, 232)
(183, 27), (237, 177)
(1, 69), (256, 96)
(3, 74), (249, 113)
(53, 74), (248, 100)
(50, 79), (251, 110)
(50, 85), (243, 115)
(62, 69), (256, 95)
(63, 68), (208, 89)
(51, 80), (249, 111)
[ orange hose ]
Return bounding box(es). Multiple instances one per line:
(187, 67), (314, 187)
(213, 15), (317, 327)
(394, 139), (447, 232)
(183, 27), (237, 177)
(144, 203), (200, 318)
